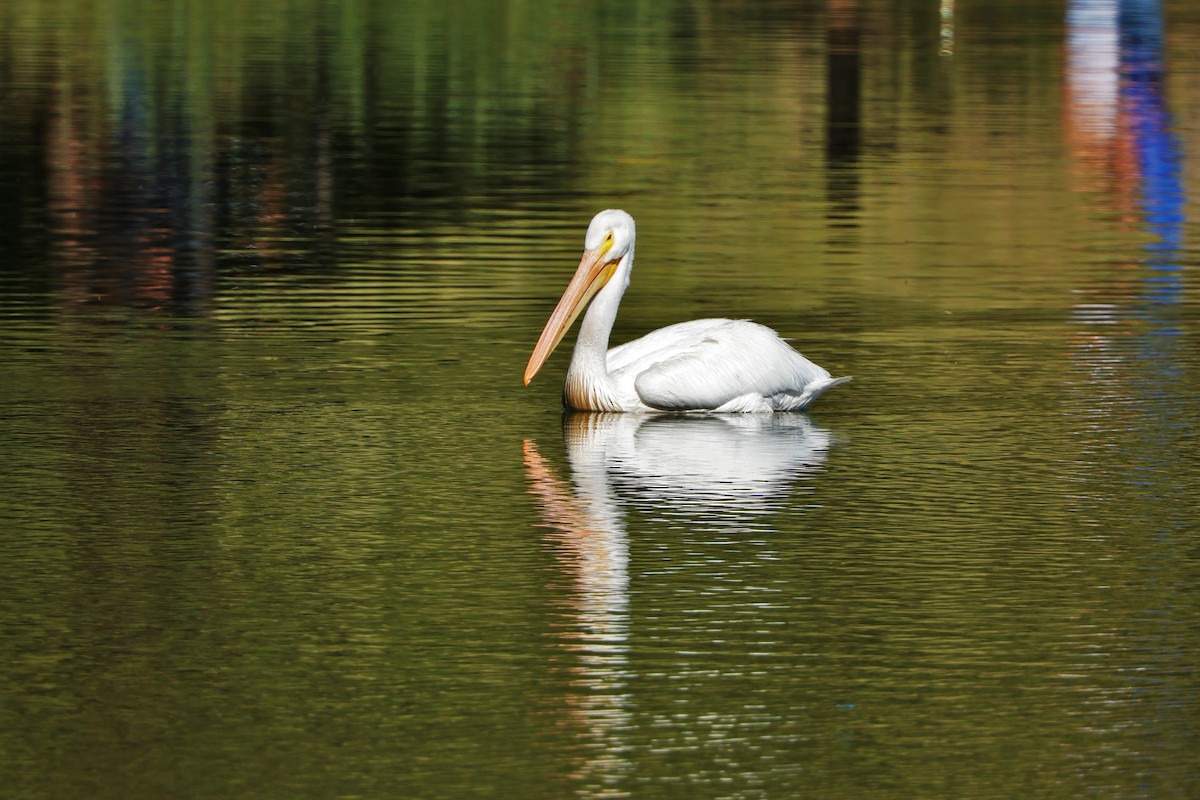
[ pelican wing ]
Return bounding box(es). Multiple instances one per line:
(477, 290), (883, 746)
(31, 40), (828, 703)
(609, 319), (840, 412)
(606, 319), (731, 374)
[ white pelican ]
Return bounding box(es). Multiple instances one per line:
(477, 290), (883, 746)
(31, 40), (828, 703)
(524, 209), (850, 412)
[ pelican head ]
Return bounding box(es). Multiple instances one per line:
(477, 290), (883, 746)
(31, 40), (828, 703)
(524, 209), (636, 385)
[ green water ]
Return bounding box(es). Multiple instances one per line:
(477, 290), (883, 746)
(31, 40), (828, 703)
(2, 0), (1198, 797)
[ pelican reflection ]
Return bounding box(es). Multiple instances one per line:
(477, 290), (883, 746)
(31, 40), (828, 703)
(557, 412), (834, 526)
(522, 412), (836, 797)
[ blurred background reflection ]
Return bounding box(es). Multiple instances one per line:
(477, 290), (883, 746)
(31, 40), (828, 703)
(1, 0), (1197, 797)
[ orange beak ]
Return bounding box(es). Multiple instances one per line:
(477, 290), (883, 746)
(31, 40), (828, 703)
(524, 239), (620, 385)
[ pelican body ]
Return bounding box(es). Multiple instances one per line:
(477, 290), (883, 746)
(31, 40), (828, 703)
(524, 210), (849, 413)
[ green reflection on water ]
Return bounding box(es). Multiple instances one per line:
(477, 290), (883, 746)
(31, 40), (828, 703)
(1, 0), (1199, 798)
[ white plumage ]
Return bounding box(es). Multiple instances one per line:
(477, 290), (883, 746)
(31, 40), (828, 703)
(524, 209), (850, 412)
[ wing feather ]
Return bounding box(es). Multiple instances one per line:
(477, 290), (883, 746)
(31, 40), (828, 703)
(607, 319), (835, 411)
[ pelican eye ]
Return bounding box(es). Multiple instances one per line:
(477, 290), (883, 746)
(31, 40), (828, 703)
(600, 232), (619, 257)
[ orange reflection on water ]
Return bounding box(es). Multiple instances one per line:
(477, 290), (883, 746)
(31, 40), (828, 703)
(523, 437), (631, 799)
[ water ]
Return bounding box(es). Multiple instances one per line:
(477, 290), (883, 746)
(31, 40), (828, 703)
(2, 0), (1198, 797)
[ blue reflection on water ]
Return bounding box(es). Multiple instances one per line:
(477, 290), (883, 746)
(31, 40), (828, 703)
(1119, 0), (1186, 310)
(1062, 5), (1193, 779)
(1066, 0), (1187, 346)
(1118, 0), (1188, 435)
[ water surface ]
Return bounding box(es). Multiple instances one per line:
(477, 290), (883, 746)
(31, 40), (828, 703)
(2, 0), (1199, 797)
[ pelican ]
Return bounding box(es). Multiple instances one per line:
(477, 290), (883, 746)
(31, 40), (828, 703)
(524, 209), (850, 412)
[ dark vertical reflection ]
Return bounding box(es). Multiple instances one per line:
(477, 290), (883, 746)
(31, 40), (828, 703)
(824, 0), (861, 236)
(310, 9), (337, 269)
(3, 2), (589, 320)
(39, 4), (218, 317)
